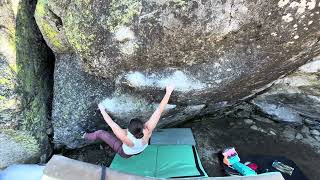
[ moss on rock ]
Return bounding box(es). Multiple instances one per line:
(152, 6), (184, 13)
(35, 0), (70, 52)
(41, 22), (64, 51)
(35, 0), (46, 16)
(0, 0), (53, 167)
(3, 129), (40, 154)
(23, 95), (46, 134)
(0, 130), (40, 168)
(0, 99), (17, 111)
(63, 9), (96, 54)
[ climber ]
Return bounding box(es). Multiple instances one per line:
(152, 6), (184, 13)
(83, 84), (175, 158)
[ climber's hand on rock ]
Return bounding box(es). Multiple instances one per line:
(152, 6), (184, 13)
(98, 104), (105, 112)
(166, 84), (175, 94)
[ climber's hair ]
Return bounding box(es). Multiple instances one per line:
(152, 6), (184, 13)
(128, 118), (144, 139)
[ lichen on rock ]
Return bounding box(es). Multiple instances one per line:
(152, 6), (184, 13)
(0, 0), (54, 168)
(0, 130), (40, 168)
(2, 129), (40, 154)
(34, 0), (70, 52)
(105, 0), (142, 32)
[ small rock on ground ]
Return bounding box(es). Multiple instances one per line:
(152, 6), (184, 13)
(251, 115), (274, 124)
(258, 128), (267, 133)
(250, 125), (258, 130)
(269, 130), (276, 136)
(310, 130), (320, 136)
(296, 133), (303, 140)
(282, 126), (296, 141)
(244, 119), (254, 125)
(236, 111), (251, 118)
(301, 126), (310, 135)
(304, 119), (316, 125)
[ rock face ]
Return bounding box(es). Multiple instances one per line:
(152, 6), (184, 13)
(52, 54), (111, 148)
(0, 0), (53, 168)
(35, 0), (320, 148)
(252, 57), (320, 127)
(52, 54), (200, 148)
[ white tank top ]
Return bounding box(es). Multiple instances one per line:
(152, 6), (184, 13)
(122, 130), (148, 155)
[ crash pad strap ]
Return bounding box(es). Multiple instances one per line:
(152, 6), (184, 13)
(192, 146), (205, 177)
(101, 166), (106, 180)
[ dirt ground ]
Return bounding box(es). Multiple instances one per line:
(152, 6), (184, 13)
(62, 116), (320, 180)
(181, 117), (320, 180)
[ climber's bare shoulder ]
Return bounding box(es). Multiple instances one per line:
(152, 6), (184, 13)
(143, 127), (152, 143)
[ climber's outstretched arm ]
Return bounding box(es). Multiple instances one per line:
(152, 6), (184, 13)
(98, 104), (133, 146)
(145, 84), (175, 132)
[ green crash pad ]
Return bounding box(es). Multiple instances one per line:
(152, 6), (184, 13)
(110, 145), (207, 178)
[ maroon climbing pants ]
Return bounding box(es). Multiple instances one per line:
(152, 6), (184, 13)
(84, 130), (132, 158)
